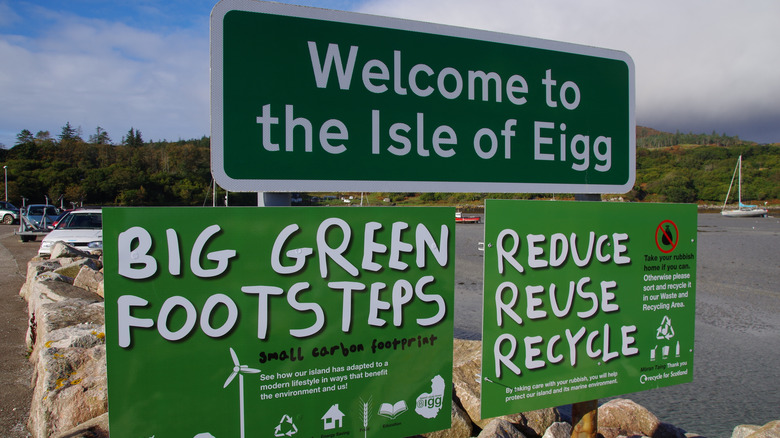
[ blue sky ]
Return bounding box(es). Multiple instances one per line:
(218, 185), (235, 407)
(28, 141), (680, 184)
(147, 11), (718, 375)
(1, 0), (779, 147)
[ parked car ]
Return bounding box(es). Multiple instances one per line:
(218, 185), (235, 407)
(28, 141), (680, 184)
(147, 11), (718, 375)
(51, 210), (72, 229)
(24, 204), (62, 230)
(0, 201), (20, 224)
(38, 209), (102, 256)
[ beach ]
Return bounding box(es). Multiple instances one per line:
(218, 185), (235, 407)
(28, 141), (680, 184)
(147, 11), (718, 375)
(454, 212), (780, 438)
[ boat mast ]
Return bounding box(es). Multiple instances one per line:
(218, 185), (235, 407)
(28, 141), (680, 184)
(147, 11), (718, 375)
(737, 155), (742, 207)
(722, 155), (739, 211)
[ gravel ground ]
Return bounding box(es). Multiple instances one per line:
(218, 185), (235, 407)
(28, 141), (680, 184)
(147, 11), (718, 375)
(0, 225), (38, 437)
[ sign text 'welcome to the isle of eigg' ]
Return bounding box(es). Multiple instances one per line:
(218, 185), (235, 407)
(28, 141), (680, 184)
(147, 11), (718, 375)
(211, 0), (635, 194)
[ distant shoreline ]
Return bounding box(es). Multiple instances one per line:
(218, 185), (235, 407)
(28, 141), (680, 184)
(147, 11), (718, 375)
(450, 202), (779, 215)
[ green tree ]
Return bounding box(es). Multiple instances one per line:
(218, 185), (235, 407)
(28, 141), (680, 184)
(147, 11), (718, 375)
(123, 127), (143, 147)
(15, 129), (34, 145)
(11, 132), (39, 160)
(59, 122), (82, 143)
(35, 131), (53, 143)
(89, 126), (112, 145)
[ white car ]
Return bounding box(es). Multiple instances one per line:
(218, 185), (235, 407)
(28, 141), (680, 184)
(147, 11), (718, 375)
(38, 209), (103, 256)
(0, 201), (20, 224)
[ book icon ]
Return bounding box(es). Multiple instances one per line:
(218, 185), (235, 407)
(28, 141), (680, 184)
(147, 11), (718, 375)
(378, 400), (408, 419)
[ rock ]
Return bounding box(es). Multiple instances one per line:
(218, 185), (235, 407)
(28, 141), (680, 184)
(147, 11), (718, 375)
(26, 276), (99, 310)
(733, 425), (761, 438)
(52, 412), (109, 438)
(25, 280), (101, 352)
(477, 418), (525, 438)
(35, 271), (74, 283)
(50, 242), (99, 260)
(542, 422), (572, 438)
(741, 421), (780, 438)
(52, 321), (104, 346)
(28, 299), (104, 362)
(450, 339), (559, 434)
(21, 255), (109, 437)
(451, 347), (484, 426)
(598, 399), (685, 438)
(21, 260), (73, 299)
(55, 257), (102, 282)
(423, 399), (474, 438)
(513, 408), (561, 438)
(451, 347), (531, 429)
(28, 335), (107, 437)
(453, 339), (481, 367)
(26, 260), (63, 279)
(74, 266), (104, 298)
(657, 422), (689, 438)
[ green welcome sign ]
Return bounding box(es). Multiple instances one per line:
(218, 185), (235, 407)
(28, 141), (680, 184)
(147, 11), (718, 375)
(104, 207), (454, 438)
(481, 200), (696, 418)
(211, 0), (635, 194)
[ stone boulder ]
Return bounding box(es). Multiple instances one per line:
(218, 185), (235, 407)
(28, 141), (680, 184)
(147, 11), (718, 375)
(734, 421), (780, 438)
(49, 241), (100, 260)
(451, 344), (485, 426)
(20, 260), (64, 300)
(542, 422), (572, 438)
(451, 340), (559, 435)
(734, 425), (763, 438)
(21, 249), (107, 438)
(423, 399), (474, 438)
(52, 412), (109, 438)
(598, 398), (685, 438)
(453, 338), (482, 367)
(477, 418), (525, 438)
(28, 299), (104, 363)
(513, 408), (562, 438)
(28, 328), (107, 437)
(24, 273), (98, 310)
(74, 265), (104, 298)
(54, 257), (102, 283)
(25, 279), (101, 353)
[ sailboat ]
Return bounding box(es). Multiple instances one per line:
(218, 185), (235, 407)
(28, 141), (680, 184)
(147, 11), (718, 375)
(721, 155), (768, 217)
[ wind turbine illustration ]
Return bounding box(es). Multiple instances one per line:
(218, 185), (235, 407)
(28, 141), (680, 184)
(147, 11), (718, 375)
(223, 348), (260, 438)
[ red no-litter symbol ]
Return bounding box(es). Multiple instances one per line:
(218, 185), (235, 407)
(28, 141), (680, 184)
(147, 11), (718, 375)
(655, 219), (679, 253)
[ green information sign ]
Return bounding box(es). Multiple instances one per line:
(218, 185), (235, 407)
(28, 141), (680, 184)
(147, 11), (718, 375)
(104, 207), (454, 437)
(211, 0), (635, 194)
(481, 200), (696, 418)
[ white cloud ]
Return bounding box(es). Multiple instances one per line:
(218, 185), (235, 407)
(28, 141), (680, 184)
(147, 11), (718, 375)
(358, 0), (780, 142)
(1, 0), (777, 147)
(0, 10), (208, 146)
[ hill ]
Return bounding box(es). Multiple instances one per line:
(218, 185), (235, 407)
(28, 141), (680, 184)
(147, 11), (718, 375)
(0, 125), (777, 208)
(636, 125), (756, 148)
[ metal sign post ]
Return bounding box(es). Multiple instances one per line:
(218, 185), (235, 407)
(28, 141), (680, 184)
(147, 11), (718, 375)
(573, 193), (601, 438)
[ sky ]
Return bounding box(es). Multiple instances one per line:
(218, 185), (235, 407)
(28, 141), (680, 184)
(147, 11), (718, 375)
(1, 0), (779, 149)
